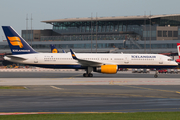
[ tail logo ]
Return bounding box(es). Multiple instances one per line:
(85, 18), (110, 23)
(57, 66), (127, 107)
(178, 43), (180, 59)
(7, 36), (23, 48)
(52, 48), (58, 53)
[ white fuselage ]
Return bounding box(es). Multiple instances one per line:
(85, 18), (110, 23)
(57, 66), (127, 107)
(4, 52), (178, 69)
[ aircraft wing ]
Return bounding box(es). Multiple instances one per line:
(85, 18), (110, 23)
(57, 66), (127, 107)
(70, 49), (102, 67)
(76, 59), (102, 66)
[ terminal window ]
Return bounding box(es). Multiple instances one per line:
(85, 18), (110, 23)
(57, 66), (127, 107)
(168, 31), (172, 37)
(173, 31), (178, 37)
(158, 31), (162, 37)
(163, 31), (167, 37)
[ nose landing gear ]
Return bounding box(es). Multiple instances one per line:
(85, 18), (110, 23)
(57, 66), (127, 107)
(154, 70), (159, 78)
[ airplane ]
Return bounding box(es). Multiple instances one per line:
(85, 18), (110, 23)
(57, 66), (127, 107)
(2, 26), (178, 78)
(176, 43), (180, 63)
(50, 44), (66, 53)
(50, 44), (59, 53)
(62, 49), (66, 53)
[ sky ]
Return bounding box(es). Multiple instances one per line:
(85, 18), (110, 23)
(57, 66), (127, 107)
(1, 0), (180, 41)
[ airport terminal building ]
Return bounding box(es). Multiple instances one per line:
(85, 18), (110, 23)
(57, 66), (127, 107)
(1, 14), (180, 54)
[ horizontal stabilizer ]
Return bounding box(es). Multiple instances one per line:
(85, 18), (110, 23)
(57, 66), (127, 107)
(6, 55), (27, 60)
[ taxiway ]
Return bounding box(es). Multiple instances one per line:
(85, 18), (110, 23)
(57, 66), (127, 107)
(0, 71), (180, 113)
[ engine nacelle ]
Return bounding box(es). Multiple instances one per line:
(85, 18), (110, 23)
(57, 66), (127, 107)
(95, 65), (118, 74)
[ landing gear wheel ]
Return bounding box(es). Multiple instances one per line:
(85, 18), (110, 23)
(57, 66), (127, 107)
(83, 73), (88, 77)
(88, 73), (93, 77)
(154, 74), (158, 78)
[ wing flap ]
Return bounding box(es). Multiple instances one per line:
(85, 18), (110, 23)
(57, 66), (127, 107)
(77, 59), (102, 66)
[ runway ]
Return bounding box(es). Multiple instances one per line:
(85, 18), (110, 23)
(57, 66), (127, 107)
(0, 71), (180, 113)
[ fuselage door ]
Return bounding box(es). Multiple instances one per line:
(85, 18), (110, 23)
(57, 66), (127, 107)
(159, 57), (163, 64)
(124, 56), (129, 64)
(34, 55), (38, 63)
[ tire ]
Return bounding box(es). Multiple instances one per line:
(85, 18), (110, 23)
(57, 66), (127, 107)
(154, 74), (158, 78)
(83, 73), (86, 77)
(88, 73), (93, 77)
(83, 73), (88, 77)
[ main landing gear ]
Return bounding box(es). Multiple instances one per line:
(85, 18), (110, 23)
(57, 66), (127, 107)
(83, 73), (93, 77)
(154, 70), (159, 78)
(83, 67), (93, 77)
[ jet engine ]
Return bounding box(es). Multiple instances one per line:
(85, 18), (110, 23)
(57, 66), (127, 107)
(95, 65), (117, 74)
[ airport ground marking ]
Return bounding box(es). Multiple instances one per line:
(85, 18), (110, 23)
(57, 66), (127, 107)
(66, 73), (82, 79)
(55, 91), (168, 98)
(109, 79), (137, 85)
(109, 78), (142, 85)
(50, 86), (64, 90)
(1, 109), (180, 115)
(0, 112), (126, 115)
(39, 73), (82, 80)
(72, 79), (137, 84)
(95, 107), (180, 112)
(120, 85), (180, 94)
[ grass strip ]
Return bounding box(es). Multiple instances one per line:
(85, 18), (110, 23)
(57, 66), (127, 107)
(0, 86), (26, 89)
(0, 112), (180, 120)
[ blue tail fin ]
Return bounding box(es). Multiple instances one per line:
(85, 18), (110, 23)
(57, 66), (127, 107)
(177, 43), (180, 59)
(2, 26), (37, 55)
(50, 44), (59, 53)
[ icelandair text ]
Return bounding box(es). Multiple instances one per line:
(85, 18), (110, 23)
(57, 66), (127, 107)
(131, 55), (156, 58)
(13, 49), (30, 52)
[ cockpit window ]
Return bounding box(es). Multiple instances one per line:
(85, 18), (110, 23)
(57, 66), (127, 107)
(168, 59), (173, 61)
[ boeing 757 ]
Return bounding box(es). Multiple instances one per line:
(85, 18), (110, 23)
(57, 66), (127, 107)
(2, 26), (178, 78)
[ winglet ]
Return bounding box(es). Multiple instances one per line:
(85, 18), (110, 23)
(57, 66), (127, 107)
(70, 49), (78, 60)
(62, 49), (66, 53)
